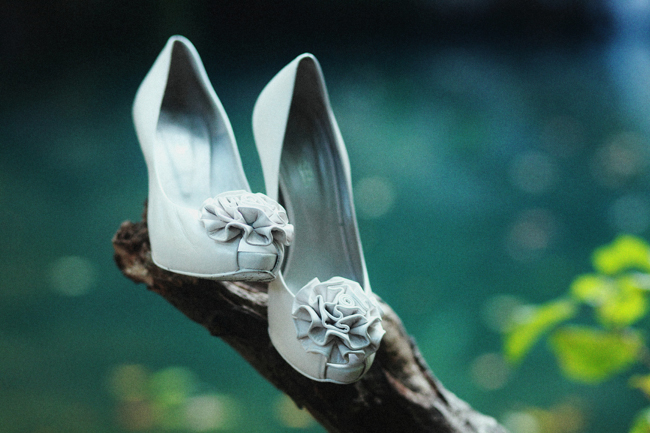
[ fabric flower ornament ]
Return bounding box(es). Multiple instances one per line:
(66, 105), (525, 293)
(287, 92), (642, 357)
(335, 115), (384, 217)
(292, 277), (385, 366)
(199, 190), (294, 246)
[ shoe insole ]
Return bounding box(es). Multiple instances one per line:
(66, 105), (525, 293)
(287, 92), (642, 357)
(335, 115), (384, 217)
(280, 94), (363, 291)
(156, 112), (211, 204)
(154, 43), (247, 208)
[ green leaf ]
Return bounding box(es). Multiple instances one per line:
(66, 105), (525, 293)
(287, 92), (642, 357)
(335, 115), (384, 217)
(596, 276), (648, 328)
(629, 407), (650, 433)
(570, 273), (648, 328)
(549, 326), (642, 383)
(593, 235), (650, 275)
(504, 299), (577, 364)
(570, 274), (614, 305)
(630, 375), (650, 399)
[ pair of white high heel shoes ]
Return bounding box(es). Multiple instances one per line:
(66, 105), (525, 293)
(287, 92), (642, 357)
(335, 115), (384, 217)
(133, 36), (384, 384)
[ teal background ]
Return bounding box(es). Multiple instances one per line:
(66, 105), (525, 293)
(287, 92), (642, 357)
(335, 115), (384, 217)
(2, 2), (650, 432)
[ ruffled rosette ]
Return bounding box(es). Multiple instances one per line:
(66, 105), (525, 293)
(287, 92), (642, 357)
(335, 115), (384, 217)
(292, 277), (385, 366)
(199, 191), (294, 246)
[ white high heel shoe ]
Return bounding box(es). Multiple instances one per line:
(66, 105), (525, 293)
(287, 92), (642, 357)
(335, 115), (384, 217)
(253, 54), (385, 383)
(133, 36), (293, 281)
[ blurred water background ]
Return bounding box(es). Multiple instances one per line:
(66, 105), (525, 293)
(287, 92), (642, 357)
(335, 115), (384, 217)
(2, 1), (650, 432)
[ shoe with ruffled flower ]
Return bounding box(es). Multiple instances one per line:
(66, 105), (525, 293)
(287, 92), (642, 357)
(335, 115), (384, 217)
(133, 36), (293, 281)
(253, 54), (385, 383)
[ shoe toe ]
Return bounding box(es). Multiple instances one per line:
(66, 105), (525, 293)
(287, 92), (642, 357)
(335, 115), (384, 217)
(237, 251), (277, 272)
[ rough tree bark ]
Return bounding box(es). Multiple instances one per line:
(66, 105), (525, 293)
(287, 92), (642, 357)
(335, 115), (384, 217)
(112, 209), (509, 433)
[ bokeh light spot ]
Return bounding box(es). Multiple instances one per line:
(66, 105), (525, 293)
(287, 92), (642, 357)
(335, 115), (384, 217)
(149, 366), (197, 407)
(355, 176), (396, 219)
(274, 394), (315, 429)
(422, 306), (474, 365)
(470, 352), (511, 390)
(116, 401), (155, 431)
(503, 400), (586, 433)
(502, 411), (540, 433)
(185, 394), (235, 431)
(506, 209), (559, 262)
(106, 364), (242, 431)
(591, 131), (648, 188)
(107, 364), (149, 402)
(48, 255), (97, 296)
(481, 295), (524, 333)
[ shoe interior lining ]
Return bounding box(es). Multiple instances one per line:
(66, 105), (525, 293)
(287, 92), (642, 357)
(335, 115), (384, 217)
(155, 41), (245, 208)
(280, 59), (364, 292)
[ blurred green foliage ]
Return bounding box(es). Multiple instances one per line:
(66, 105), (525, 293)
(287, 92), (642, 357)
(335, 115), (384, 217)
(504, 235), (650, 432)
(629, 407), (650, 433)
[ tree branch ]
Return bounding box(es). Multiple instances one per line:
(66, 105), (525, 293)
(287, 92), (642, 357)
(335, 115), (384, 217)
(112, 210), (508, 433)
